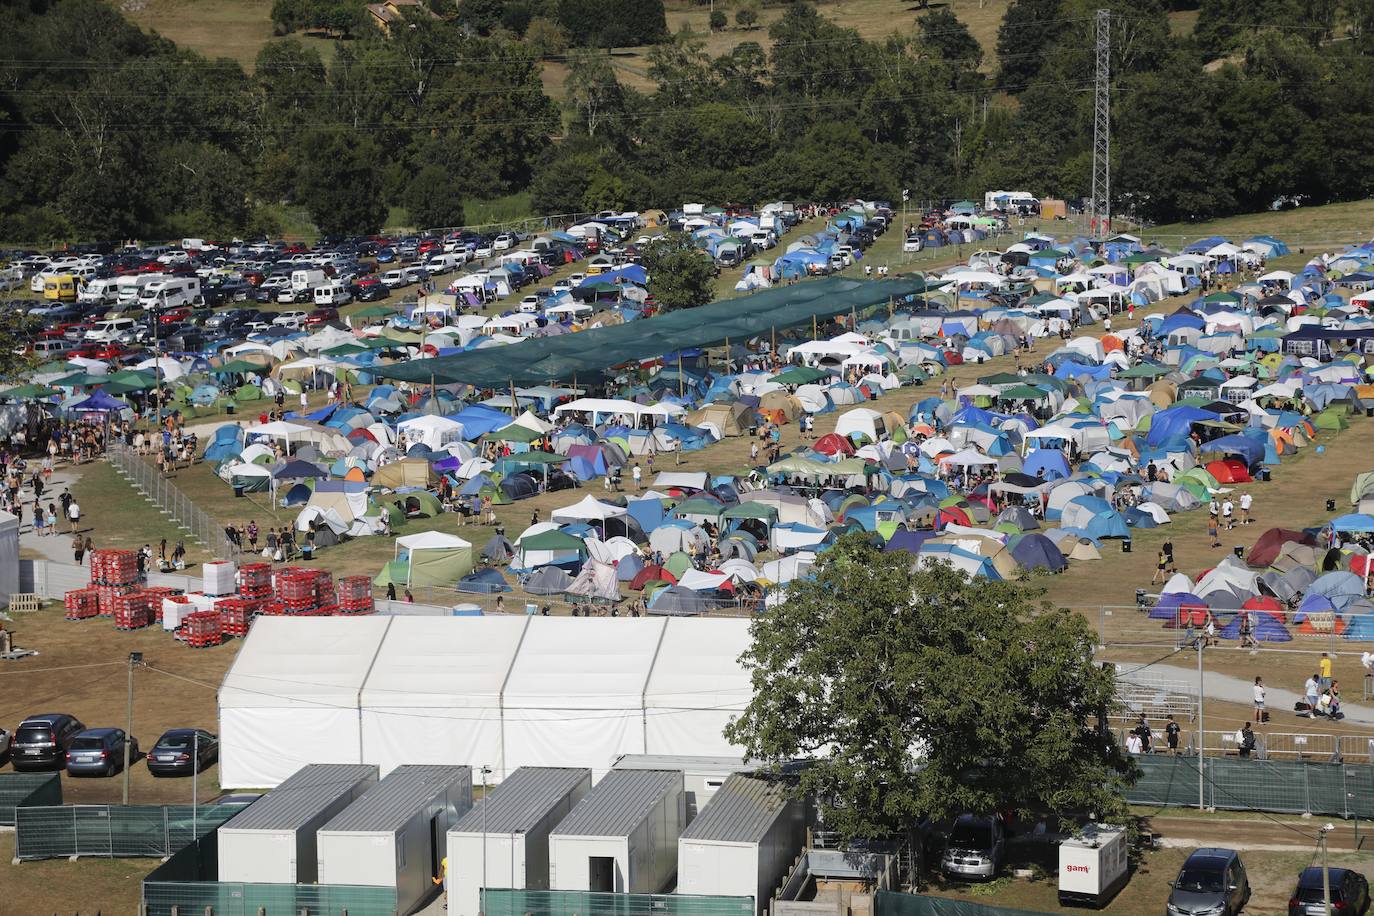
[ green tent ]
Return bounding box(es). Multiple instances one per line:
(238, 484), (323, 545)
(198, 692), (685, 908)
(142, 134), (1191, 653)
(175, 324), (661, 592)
(385, 490), (444, 518)
(490, 423), (545, 444)
(375, 531), (474, 588)
(2, 384), (59, 399)
(235, 383), (264, 402)
(770, 366), (831, 385)
(1313, 408), (1349, 431)
(213, 359), (266, 376)
(517, 530), (588, 554)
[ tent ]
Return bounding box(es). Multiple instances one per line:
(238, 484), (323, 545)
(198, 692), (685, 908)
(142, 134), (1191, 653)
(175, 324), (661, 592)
(374, 531), (474, 587)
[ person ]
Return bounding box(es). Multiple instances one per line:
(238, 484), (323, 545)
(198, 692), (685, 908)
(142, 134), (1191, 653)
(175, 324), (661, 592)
(1132, 716), (1153, 754)
(1221, 497), (1234, 530)
(246, 520), (259, 551)
(1320, 652), (1333, 690)
(1153, 546), (1169, 584)
(1239, 611), (1256, 649)
(1126, 731), (1143, 754)
(1236, 722), (1256, 758)
(1239, 490), (1253, 524)
(172, 540), (186, 568)
(1165, 715), (1181, 754)
(632, 462), (642, 491)
(386, 581), (397, 601)
(299, 390), (308, 412)
(73, 533), (87, 565)
(404, 588), (414, 603)
(67, 497), (80, 534)
(432, 853), (448, 905)
(1304, 672), (1320, 712)
(1208, 514), (1220, 548)
(1252, 676), (1265, 722)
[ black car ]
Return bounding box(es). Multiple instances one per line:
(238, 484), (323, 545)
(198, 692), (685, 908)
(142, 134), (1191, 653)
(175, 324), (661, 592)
(1290, 867), (1370, 916)
(11, 713), (85, 771)
(146, 728), (218, 776)
(352, 282), (390, 302)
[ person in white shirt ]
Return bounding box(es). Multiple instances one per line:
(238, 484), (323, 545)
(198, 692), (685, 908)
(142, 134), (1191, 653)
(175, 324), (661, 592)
(1126, 732), (1143, 754)
(1221, 497), (1234, 530)
(1252, 676), (1265, 722)
(1239, 491), (1253, 524)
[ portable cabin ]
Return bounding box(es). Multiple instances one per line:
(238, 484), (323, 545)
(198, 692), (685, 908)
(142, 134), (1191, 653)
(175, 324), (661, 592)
(1058, 824), (1129, 907)
(612, 754), (759, 821)
(447, 767), (592, 916)
(548, 769), (684, 894)
(316, 765), (473, 914)
(676, 775), (808, 915)
(217, 764), (378, 884)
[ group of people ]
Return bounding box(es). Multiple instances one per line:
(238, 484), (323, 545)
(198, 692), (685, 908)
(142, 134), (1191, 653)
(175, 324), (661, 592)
(1301, 653), (1344, 719)
(224, 519), (311, 562)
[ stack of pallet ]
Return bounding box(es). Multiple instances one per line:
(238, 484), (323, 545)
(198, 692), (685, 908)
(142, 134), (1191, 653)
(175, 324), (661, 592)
(112, 591), (157, 631)
(337, 576), (375, 615)
(183, 611), (223, 648)
(215, 596), (268, 637)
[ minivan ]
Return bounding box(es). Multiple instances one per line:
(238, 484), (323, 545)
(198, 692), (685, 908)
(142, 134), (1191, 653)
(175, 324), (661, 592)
(1168, 848), (1250, 916)
(11, 713), (86, 770)
(78, 277), (121, 306)
(42, 275), (78, 301)
(313, 282), (352, 307)
(84, 317), (139, 343)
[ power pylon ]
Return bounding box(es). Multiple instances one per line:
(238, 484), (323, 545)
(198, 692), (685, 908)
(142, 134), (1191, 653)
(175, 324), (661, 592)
(1090, 8), (1111, 236)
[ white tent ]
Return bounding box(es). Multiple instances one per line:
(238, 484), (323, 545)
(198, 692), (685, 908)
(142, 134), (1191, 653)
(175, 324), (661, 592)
(397, 414), (465, 450)
(642, 618), (751, 757)
(551, 495), (628, 524)
(218, 616), (395, 788)
(358, 616), (530, 776)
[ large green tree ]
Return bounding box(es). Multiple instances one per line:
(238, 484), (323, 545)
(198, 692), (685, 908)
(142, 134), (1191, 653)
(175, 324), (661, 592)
(641, 233), (718, 313)
(725, 534), (1136, 838)
(297, 130), (387, 236)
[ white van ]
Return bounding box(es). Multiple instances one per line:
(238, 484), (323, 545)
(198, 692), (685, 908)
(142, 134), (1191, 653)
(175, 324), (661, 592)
(78, 277), (121, 305)
(139, 277), (202, 310)
(117, 273), (166, 306)
(314, 282), (352, 307)
(291, 268), (326, 291)
(84, 317), (139, 343)
(425, 253), (465, 275)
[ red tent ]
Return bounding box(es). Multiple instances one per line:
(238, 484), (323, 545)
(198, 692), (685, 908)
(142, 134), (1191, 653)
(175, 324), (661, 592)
(1240, 595), (1286, 623)
(630, 565), (677, 590)
(1206, 458), (1252, 484)
(1247, 527), (1317, 568)
(813, 433), (855, 456)
(937, 506), (972, 528)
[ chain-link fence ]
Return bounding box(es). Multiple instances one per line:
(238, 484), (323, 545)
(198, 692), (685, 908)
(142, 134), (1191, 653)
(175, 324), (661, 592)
(1083, 604), (1354, 655)
(1127, 755), (1374, 817)
(483, 890), (754, 916)
(877, 889), (1049, 916)
(0, 772), (61, 826)
(15, 803), (242, 860)
(382, 583), (757, 618)
(106, 441), (233, 558)
(1109, 727), (1371, 764)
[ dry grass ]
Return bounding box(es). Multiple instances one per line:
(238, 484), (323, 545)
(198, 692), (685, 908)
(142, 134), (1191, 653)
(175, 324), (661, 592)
(1146, 198), (1374, 252)
(113, 0), (337, 69)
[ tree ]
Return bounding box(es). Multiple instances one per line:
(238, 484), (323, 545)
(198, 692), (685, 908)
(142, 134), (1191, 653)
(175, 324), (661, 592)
(735, 5), (758, 29)
(558, 0), (669, 47)
(565, 49), (627, 139)
(297, 130), (387, 236)
(641, 233), (718, 312)
(724, 534), (1136, 839)
(405, 164), (466, 230)
(524, 17), (570, 58)
(995, 0), (1066, 87)
(709, 9), (727, 30)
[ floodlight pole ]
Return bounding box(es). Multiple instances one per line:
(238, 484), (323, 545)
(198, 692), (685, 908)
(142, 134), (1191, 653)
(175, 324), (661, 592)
(123, 651), (142, 805)
(1196, 636), (1205, 811)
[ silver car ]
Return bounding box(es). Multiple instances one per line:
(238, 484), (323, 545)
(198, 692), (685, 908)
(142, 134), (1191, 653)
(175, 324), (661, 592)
(65, 727), (139, 777)
(940, 813), (1005, 880)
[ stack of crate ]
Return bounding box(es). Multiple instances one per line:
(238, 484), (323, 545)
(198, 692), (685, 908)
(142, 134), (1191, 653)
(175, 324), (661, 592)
(237, 563), (272, 599)
(141, 586), (183, 623)
(275, 568), (318, 613)
(112, 591), (156, 631)
(64, 588), (101, 621)
(89, 549), (140, 618)
(337, 576), (375, 615)
(183, 611), (223, 648)
(215, 596), (266, 638)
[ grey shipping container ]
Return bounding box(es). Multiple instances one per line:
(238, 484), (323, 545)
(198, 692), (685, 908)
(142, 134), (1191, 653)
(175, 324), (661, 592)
(447, 767), (592, 916)
(316, 765), (473, 915)
(677, 774), (807, 915)
(217, 763), (378, 884)
(549, 769), (684, 894)
(612, 754), (760, 821)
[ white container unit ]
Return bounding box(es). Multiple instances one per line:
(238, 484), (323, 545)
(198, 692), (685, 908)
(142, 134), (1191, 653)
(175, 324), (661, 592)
(202, 560), (237, 596)
(446, 767), (592, 916)
(217, 764), (378, 884)
(549, 769), (684, 894)
(316, 765), (473, 915)
(676, 774), (807, 916)
(613, 754), (759, 822)
(1057, 824), (1129, 908)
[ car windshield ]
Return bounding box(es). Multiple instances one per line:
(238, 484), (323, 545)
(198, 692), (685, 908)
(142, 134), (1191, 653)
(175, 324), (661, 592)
(948, 823), (989, 849)
(1176, 867), (1226, 893)
(70, 736), (104, 750)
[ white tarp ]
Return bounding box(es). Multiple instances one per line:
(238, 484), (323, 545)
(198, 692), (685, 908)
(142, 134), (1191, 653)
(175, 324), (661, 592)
(642, 618), (751, 758)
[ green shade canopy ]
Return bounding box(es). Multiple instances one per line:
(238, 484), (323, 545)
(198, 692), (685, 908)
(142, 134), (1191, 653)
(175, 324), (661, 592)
(998, 385), (1050, 401)
(518, 530), (588, 553)
(322, 343), (368, 357)
(355, 305), (398, 319)
(51, 372), (108, 388)
(2, 384), (59, 399)
(770, 366), (831, 385)
(490, 423), (544, 444)
(212, 360), (267, 375)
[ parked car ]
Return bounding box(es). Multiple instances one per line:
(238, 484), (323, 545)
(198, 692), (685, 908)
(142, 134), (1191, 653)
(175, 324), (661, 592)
(903, 235), (923, 253)
(493, 233), (516, 251)
(146, 728), (218, 777)
(272, 310), (307, 329)
(1289, 867), (1369, 916)
(10, 713), (85, 770)
(940, 813), (1005, 880)
(66, 727), (139, 777)
(1168, 848), (1250, 916)
(0, 725), (10, 761)
(378, 269), (409, 289)
(352, 280), (389, 301)
(305, 307), (339, 327)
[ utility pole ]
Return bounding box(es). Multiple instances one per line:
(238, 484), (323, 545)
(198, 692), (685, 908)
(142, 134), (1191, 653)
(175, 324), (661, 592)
(1320, 823), (1334, 916)
(1196, 635), (1205, 811)
(1090, 8), (1111, 237)
(480, 765), (492, 916)
(123, 651), (142, 805)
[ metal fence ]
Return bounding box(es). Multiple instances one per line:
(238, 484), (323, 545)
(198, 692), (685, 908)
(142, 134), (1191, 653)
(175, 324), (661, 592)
(0, 772), (61, 826)
(1127, 755), (1374, 817)
(483, 890), (755, 916)
(384, 582), (758, 617)
(141, 882), (399, 916)
(1110, 727), (1372, 763)
(1083, 604), (1358, 655)
(876, 889), (1049, 916)
(15, 803), (242, 860)
(107, 441), (234, 558)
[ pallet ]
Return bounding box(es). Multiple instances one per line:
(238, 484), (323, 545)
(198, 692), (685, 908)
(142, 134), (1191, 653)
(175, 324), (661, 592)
(8, 593), (40, 613)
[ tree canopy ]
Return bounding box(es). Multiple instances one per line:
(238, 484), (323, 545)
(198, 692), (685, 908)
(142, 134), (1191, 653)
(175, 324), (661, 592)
(641, 234), (718, 313)
(724, 534), (1136, 838)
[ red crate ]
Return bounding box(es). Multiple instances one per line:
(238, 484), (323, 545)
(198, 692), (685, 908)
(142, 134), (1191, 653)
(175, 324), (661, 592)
(238, 563), (273, 595)
(141, 586), (183, 622)
(90, 550), (139, 586)
(64, 588), (101, 621)
(258, 600), (288, 616)
(113, 591), (155, 631)
(184, 611), (223, 648)
(96, 584), (137, 618)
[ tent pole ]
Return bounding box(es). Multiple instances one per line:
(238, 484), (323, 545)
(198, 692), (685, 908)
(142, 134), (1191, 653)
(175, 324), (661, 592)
(510, 378), (518, 417)
(677, 354), (684, 399)
(812, 315), (817, 341)
(771, 325), (777, 370)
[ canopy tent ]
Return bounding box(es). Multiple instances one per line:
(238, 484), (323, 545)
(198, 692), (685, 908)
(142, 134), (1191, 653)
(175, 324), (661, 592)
(375, 531), (474, 587)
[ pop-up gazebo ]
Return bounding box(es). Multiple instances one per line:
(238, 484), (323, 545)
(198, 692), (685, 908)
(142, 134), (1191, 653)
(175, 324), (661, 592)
(374, 531), (474, 588)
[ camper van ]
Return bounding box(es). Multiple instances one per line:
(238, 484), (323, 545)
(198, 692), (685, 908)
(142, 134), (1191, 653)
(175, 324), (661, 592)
(117, 273), (166, 306)
(139, 277), (202, 310)
(42, 274), (79, 302)
(291, 268), (326, 292)
(84, 317), (139, 343)
(78, 277), (120, 306)
(314, 281), (353, 307)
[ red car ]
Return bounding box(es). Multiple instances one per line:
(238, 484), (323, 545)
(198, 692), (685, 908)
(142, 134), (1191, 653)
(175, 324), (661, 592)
(305, 307), (339, 327)
(73, 342), (133, 360)
(158, 307), (191, 325)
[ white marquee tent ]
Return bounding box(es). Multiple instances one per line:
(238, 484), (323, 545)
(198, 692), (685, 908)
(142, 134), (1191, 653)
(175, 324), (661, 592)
(218, 616), (753, 788)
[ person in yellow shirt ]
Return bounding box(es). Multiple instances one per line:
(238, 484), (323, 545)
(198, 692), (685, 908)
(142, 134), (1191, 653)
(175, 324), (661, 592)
(433, 855), (448, 908)
(1319, 652), (1332, 690)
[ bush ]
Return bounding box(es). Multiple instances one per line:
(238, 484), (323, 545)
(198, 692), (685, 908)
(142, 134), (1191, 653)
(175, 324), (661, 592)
(709, 10), (727, 29)
(735, 6), (757, 28)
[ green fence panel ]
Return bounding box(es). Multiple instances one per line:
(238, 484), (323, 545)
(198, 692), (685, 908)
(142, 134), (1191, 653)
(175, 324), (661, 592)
(141, 881), (398, 916)
(16, 804), (243, 860)
(876, 889), (1054, 916)
(1126, 756), (1374, 817)
(0, 772), (61, 826)
(484, 889), (755, 916)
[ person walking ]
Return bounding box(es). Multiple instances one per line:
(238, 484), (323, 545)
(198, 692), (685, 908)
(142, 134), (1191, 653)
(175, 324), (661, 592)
(73, 533), (87, 565)
(66, 497), (80, 534)
(1252, 676), (1265, 722)
(1165, 715), (1180, 754)
(1221, 496), (1234, 530)
(1319, 652), (1333, 690)
(1236, 721), (1256, 758)
(1208, 513), (1220, 548)
(1153, 546), (1169, 584)
(631, 462), (642, 491)
(1239, 491), (1253, 524)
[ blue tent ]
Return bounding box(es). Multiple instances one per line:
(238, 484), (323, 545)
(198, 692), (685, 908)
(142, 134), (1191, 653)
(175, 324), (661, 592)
(281, 482), (313, 506)
(456, 567), (511, 594)
(1205, 433), (1265, 469)
(883, 529), (937, 555)
(1010, 533), (1066, 572)
(1023, 450), (1071, 480)
(626, 497), (665, 534)
(1147, 406), (1215, 447)
(1343, 615), (1374, 640)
